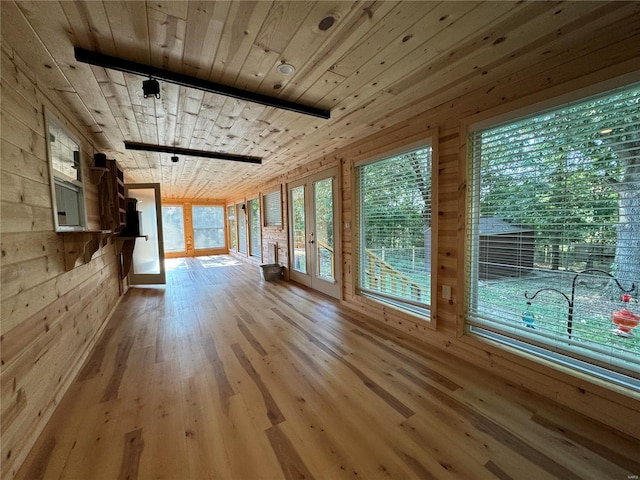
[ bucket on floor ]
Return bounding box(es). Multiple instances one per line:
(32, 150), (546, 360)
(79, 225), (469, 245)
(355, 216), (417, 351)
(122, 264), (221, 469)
(260, 264), (283, 281)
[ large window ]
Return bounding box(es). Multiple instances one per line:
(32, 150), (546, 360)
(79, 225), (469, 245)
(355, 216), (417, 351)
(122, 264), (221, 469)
(228, 205), (237, 251)
(237, 203), (247, 254)
(356, 146), (432, 315)
(467, 83), (640, 389)
(193, 205), (225, 250)
(248, 198), (261, 257)
(162, 206), (185, 253)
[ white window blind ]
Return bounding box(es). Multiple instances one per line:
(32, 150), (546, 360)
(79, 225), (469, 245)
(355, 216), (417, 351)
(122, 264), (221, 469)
(263, 189), (282, 227)
(356, 146), (432, 313)
(467, 83), (640, 386)
(248, 198), (261, 257)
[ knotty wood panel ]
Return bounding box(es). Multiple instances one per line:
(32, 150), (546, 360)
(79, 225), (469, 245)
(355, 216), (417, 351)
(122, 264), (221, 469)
(0, 45), (122, 480)
(14, 257), (639, 480)
(239, 28), (640, 441)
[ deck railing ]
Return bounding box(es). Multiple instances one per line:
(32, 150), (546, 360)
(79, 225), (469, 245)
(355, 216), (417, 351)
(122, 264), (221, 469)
(363, 248), (426, 301)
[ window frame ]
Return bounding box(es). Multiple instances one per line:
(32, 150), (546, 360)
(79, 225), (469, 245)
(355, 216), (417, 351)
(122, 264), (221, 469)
(45, 111), (87, 232)
(354, 137), (438, 324)
(236, 202), (248, 255)
(161, 204), (187, 254)
(247, 197), (262, 258)
(192, 204), (226, 252)
(462, 74), (640, 391)
(227, 204), (237, 252)
(263, 188), (283, 228)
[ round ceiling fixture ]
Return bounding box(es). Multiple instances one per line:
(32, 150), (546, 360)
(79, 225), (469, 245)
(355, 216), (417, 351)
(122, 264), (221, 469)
(276, 63), (296, 75)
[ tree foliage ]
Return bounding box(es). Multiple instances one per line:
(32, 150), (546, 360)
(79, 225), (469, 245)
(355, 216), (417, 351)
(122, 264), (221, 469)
(476, 84), (640, 294)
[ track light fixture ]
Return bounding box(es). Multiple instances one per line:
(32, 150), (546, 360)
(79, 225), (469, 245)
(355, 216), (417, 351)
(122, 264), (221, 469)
(142, 77), (160, 99)
(171, 155), (179, 163)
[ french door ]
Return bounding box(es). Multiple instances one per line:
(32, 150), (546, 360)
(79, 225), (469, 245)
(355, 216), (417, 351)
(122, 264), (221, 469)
(288, 168), (340, 299)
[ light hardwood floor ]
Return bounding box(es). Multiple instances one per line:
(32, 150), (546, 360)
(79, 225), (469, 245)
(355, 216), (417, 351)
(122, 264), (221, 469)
(15, 256), (640, 479)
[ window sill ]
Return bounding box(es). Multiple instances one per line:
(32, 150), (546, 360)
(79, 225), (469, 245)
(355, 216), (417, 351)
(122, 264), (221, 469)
(358, 290), (432, 324)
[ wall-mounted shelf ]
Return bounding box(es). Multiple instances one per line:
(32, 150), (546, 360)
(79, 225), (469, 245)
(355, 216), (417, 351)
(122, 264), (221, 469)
(59, 230), (112, 271)
(98, 159), (126, 233)
(89, 166), (108, 184)
(115, 235), (148, 279)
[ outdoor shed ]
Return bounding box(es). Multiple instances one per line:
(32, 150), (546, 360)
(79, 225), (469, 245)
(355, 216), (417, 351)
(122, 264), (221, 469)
(479, 217), (535, 279)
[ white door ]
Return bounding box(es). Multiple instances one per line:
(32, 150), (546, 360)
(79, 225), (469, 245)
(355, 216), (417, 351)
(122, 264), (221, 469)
(125, 184), (166, 285)
(288, 168), (340, 298)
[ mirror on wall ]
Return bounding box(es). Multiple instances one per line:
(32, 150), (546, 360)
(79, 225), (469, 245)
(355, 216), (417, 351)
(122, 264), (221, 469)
(46, 112), (87, 231)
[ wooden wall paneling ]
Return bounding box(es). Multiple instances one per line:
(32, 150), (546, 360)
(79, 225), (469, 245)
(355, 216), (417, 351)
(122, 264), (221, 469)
(272, 4), (640, 175)
(248, 0), (315, 95)
(59, 1), (115, 55)
(8, 2), (103, 133)
(1, 254), (119, 480)
(326, 2), (439, 80)
(174, 88), (205, 148)
(252, 1), (362, 97)
(235, 42), (281, 93)
(0, 40), (123, 480)
(213, 1), (274, 86)
(189, 92), (228, 151)
(183, 202), (194, 255)
(1, 3), (70, 93)
(284, 1), (397, 103)
(100, 69), (143, 145)
(313, 1), (490, 108)
(102, 1), (150, 65)
(181, 0), (230, 79)
(147, 4), (186, 72)
(224, 102), (268, 155)
(125, 72), (159, 146)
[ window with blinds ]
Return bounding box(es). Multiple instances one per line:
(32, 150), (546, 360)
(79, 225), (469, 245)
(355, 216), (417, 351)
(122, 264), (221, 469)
(263, 189), (282, 227)
(356, 146), (432, 315)
(467, 82), (640, 388)
(248, 198), (261, 257)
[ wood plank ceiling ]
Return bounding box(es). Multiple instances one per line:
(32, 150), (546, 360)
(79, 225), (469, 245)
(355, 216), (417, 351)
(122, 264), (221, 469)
(2, 1), (640, 199)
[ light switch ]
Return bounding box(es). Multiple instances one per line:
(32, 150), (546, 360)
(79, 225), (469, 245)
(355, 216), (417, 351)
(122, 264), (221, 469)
(442, 285), (452, 300)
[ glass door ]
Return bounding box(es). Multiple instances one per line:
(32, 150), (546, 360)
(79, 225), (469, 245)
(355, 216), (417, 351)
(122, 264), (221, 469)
(288, 168), (340, 298)
(125, 184), (166, 285)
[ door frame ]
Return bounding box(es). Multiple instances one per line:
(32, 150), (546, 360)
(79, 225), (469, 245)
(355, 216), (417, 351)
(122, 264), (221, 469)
(125, 183), (166, 285)
(287, 167), (341, 299)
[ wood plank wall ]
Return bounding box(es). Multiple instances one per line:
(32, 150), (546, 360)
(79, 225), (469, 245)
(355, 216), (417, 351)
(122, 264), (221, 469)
(1, 45), (122, 479)
(230, 47), (640, 438)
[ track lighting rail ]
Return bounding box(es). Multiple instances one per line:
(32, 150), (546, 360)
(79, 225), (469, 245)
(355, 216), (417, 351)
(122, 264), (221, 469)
(74, 47), (330, 119)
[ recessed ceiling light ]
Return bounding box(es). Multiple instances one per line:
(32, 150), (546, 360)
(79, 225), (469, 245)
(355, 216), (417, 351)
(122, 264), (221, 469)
(277, 63), (295, 75)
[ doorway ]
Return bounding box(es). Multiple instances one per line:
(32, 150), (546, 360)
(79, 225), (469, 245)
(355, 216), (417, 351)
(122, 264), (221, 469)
(287, 168), (340, 299)
(125, 184), (166, 285)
